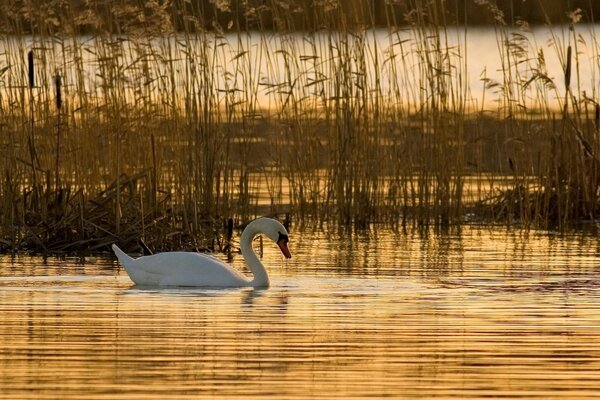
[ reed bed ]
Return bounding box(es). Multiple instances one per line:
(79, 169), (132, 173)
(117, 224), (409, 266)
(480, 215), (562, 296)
(0, 0), (599, 253)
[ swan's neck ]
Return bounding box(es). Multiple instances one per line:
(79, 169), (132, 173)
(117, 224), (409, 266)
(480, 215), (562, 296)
(240, 225), (269, 288)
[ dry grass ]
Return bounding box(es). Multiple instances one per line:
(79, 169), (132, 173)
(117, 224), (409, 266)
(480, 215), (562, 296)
(0, 1), (599, 253)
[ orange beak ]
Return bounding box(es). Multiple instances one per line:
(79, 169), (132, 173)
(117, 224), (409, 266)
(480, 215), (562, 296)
(277, 239), (292, 259)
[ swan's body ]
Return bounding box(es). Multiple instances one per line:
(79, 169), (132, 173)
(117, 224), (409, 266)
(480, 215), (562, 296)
(112, 218), (291, 288)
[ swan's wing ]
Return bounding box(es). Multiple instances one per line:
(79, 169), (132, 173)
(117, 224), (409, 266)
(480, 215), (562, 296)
(133, 252), (228, 273)
(130, 251), (249, 286)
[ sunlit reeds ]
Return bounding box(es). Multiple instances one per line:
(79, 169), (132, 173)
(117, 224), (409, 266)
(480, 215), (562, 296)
(0, 1), (599, 253)
(473, 3), (600, 228)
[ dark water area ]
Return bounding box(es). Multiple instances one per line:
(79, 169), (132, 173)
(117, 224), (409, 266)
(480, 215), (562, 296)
(1, 224), (600, 398)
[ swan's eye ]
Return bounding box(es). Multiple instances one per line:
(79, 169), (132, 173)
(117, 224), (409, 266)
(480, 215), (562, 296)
(277, 231), (289, 243)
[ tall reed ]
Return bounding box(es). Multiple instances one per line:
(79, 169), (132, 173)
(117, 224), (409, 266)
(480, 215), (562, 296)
(475, 1), (600, 228)
(0, 0), (598, 253)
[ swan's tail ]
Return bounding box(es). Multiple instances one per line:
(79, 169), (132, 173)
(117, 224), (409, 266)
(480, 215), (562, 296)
(112, 244), (135, 268)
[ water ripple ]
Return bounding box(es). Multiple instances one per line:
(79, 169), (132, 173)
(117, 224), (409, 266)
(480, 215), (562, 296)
(0, 226), (600, 398)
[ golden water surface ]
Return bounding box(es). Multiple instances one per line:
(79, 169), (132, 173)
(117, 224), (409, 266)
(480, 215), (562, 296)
(1, 225), (600, 399)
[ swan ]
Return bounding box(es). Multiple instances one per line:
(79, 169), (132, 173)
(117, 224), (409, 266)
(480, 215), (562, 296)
(112, 217), (291, 288)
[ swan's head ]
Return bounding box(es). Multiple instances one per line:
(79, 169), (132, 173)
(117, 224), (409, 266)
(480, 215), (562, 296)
(252, 217), (292, 259)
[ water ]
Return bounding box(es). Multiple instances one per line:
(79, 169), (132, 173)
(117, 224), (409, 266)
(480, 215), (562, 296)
(5, 24), (599, 113)
(1, 225), (600, 399)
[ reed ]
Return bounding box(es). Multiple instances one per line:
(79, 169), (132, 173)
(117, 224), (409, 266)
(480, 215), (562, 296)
(473, 2), (600, 228)
(0, 0), (599, 253)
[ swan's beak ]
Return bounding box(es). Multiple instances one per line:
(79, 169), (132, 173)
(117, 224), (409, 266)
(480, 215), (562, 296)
(277, 239), (292, 259)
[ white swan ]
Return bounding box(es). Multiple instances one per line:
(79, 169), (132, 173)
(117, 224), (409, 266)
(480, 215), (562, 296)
(112, 217), (291, 288)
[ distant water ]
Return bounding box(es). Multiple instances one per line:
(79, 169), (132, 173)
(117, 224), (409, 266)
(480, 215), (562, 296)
(1, 224), (600, 399)
(3, 25), (598, 112)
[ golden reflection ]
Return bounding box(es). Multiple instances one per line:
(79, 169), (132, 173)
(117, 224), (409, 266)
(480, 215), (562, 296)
(1, 226), (600, 398)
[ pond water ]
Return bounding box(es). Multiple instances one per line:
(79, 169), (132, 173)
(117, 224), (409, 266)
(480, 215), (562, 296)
(1, 224), (600, 399)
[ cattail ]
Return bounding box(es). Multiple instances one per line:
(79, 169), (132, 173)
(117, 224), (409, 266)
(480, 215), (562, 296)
(565, 45), (572, 91)
(54, 73), (62, 189)
(596, 104), (600, 131)
(28, 50), (34, 88)
(508, 157), (515, 172)
(54, 74), (62, 110)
